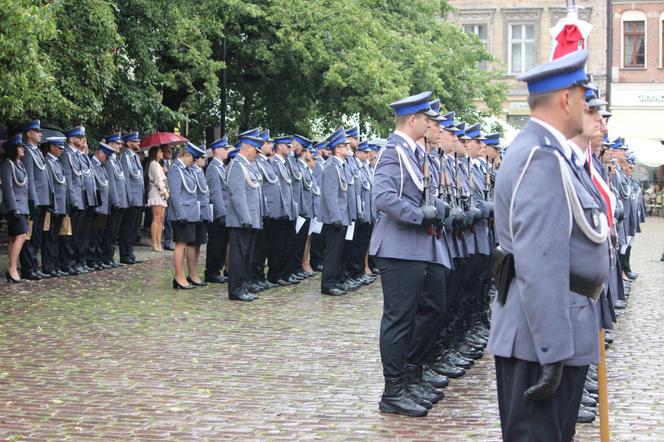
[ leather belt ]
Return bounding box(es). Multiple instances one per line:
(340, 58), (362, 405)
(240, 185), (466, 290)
(569, 274), (603, 301)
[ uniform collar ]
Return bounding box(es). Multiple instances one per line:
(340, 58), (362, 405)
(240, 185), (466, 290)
(275, 154), (287, 164)
(47, 152), (58, 161)
(567, 140), (587, 168)
(393, 130), (417, 153)
(530, 117), (572, 161)
(212, 157), (224, 167)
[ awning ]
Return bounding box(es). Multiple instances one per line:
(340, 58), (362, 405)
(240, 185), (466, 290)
(624, 137), (664, 168)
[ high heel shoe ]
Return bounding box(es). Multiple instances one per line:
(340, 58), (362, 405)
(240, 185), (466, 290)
(173, 278), (195, 290)
(6, 271), (25, 284)
(187, 276), (208, 287)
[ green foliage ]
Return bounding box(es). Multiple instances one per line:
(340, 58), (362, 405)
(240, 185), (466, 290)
(0, 0), (507, 141)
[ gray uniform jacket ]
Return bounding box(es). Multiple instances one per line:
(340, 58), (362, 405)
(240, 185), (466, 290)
(46, 153), (67, 215)
(310, 164), (321, 219)
(357, 161), (374, 223)
(270, 155), (296, 220)
(105, 154), (129, 209)
(469, 160), (491, 255)
(193, 164), (212, 222)
(121, 149), (144, 207)
(256, 154), (278, 219)
(79, 153), (98, 209)
(300, 158), (315, 219)
(226, 154), (263, 229)
(60, 145), (84, 210)
(457, 160), (477, 255)
(344, 155), (360, 221)
(23, 143), (53, 206)
(91, 157), (111, 215)
(166, 159), (199, 222)
(287, 153), (304, 216)
(205, 158), (228, 221)
(443, 155), (467, 258)
(488, 119), (609, 367)
(313, 158), (325, 186)
(0, 160), (29, 215)
(369, 132), (451, 268)
(320, 156), (350, 226)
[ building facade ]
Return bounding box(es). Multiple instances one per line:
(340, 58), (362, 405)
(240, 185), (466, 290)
(608, 1), (664, 168)
(447, 0), (608, 128)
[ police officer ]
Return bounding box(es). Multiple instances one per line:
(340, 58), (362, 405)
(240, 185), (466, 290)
(77, 130), (99, 271)
(42, 137), (68, 277)
(489, 50), (610, 440)
(371, 91), (450, 417)
(102, 133), (129, 268)
(267, 135), (299, 286)
(226, 131), (264, 301)
(250, 130), (280, 291)
(89, 142), (114, 269)
(20, 119), (52, 280)
(1, 134), (30, 283)
(352, 141), (376, 284)
(185, 152), (211, 287)
(61, 126), (87, 275)
(119, 132), (144, 265)
(289, 134), (313, 280)
(310, 141), (328, 271)
(204, 136), (230, 284)
(320, 128), (351, 296)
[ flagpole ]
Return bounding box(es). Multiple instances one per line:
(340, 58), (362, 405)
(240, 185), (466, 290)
(598, 329), (611, 442)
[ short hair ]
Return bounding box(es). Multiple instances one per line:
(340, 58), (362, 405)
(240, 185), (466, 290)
(527, 91), (555, 110)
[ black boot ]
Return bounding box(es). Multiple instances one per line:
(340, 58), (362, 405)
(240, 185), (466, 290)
(378, 377), (428, 417)
(405, 363), (443, 404)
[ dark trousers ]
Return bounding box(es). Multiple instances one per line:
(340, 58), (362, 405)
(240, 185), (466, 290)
(205, 218), (229, 277)
(495, 356), (588, 442)
(348, 221), (373, 278)
(407, 263), (448, 365)
(289, 218), (310, 274)
(102, 207), (125, 262)
(119, 206), (141, 261)
(88, 213), (108, 265)
(376, 256), (444, 377)
(60, 209), (80, 268)
(310, 231), (324, 268)
(267, 218), (294, 283)
(252, 218), (272, 280)
(76, 208), (95, 265)
(228, 227), (256, 297)
(321, 223), (345, 291)
(162, 211), (173, 247)
(41, 214), (62, 273)
(20, 205), (47, 274)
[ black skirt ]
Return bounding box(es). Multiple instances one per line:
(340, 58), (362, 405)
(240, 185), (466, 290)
(172, 221), (197, 245)
(4, 213), (29, 237)
(194, 222), (208, 245)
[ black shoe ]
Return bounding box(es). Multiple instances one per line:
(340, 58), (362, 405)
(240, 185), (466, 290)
(263, 281), (279, 289)
(56, 270), (68, 277)
(581, 393), (597, 407)
(187, 276), (207, 287)
(584, 389), (599, 401)
(163, 244), (175, 251)
(48, 270), (61, 278)
(82, 264), (96, 272)
(614, 300), (627, 310)
(63, 267), (79, 276)
(604, 333), (613, 344)
(173, 279), (195, 290)
(302, 271), (316, 278)
(246, 283), (262, 293)
(275, 279), (291, 286)
(286, 275), (301, 284)
(295, 272), (307, 279)
(5, 272), (24, 284)
(585, 379), (599, 394)
(430, 359), (465, 378)
(75, 265), (89, 274)
(290, 273), (304, 281)
(577, 405), (596, 423)
(446, 350), (473, 368)
(21, 271), (42, 281)
(379, 377), (429, 417)
(456, 342), (483, 360)
(625, 271), (637, 280)
(36, 270), (51, 279)
(205, 275), (227, 284)
(371, 267), (381, 274)
(321, 288), (345, 296)
(132, 259), (144, 264)
(314, 264), (323, 272)
(229, 292), (256, 301)
(422, 365), (449, 388)
(120, 259), (135, 265)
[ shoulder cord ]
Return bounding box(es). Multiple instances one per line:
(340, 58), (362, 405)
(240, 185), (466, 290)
(178, 166), (197, 194)
(258, 160), (278, 184)
(110, 157), (126, 180)
(233, 160), (260, 189)
(299, 159), (313, 189)
(78, 154), (92, 177)
(290, 158), (303, 181)
(92, 163), (109, 188)
(360, 165), (372, 191)
(124, 153), (142, 179)
(335, 164), (348, 192)
(194, 166), (209, 193)
(394, 145), (424, 192)
(276, 161), (292, 184)
(9, 161), (28, 187)
(68, 149), (82, 176)
(214, 163), (228, 185)
(28, 147), (46, 171)
(48, 158), (66, 184)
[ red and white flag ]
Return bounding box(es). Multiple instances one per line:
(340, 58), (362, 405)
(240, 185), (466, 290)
(550, 8), (592, 60)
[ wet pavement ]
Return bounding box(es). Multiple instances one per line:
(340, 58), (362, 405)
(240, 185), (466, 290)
(0, 218), (662, 440)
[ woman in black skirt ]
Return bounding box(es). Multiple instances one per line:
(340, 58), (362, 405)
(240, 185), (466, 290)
(1, 135), (30, 283)
(185, 152), (211, 287)
(166, 142), (206, 289)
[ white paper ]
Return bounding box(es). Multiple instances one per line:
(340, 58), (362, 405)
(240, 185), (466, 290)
(309, 218), (324, 235)
(295, 216), (306, 233)
(345, 221), (356, 241)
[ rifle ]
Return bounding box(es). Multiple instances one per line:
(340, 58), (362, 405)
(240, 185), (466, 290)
(422, 135), (442, 238)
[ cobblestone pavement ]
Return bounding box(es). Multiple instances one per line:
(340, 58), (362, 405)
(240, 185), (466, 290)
(0, 219), (662, 441)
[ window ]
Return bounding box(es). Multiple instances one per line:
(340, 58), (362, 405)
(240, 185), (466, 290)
(624, 20), (645, 67)
(507, 115), (530, 129)
(508, 24), (536, 75)
(463, 24), (489, 70)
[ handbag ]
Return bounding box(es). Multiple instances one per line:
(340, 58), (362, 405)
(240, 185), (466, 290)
(491, 246), (515, 305)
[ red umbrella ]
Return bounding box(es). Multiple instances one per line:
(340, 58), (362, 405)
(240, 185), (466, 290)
(140, 132), (188, 148)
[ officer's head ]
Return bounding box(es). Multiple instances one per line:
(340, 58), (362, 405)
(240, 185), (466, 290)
(273, 136), (291, 157)
(520, 51), (590, 139)
(3, 134), (25, 161)
(466, 139), (483, 159)
(22, 120), (42, 145)
(45, 137), (66, 158)
(390, 92), (432, 142)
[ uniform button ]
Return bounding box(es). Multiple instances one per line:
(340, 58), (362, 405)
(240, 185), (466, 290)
(541, 346), (548, 353)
